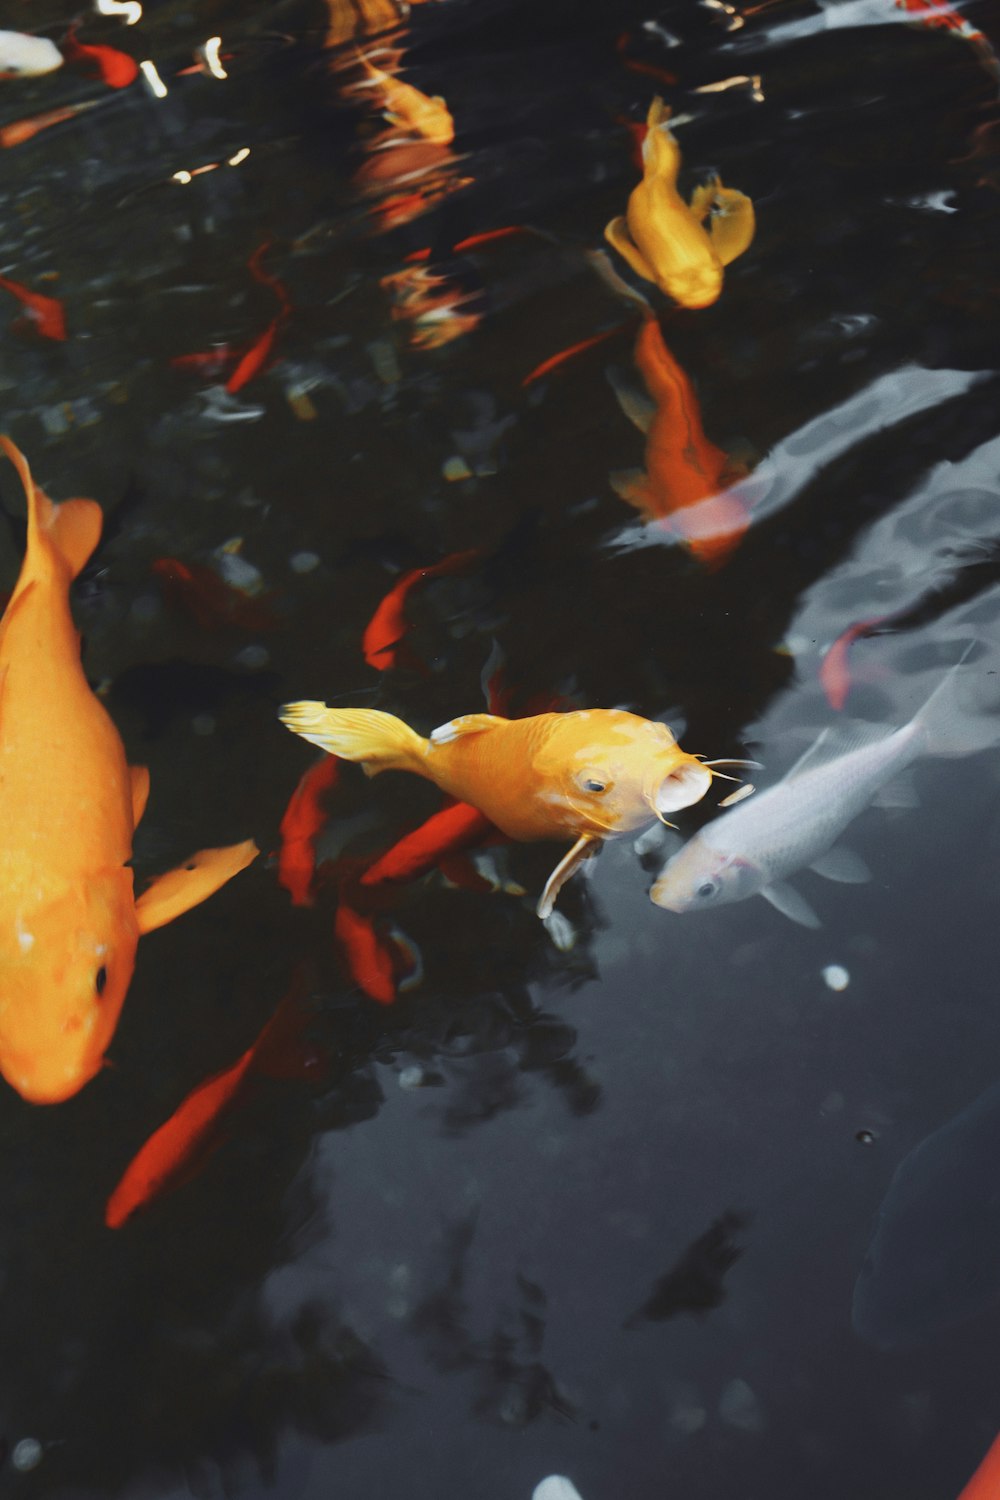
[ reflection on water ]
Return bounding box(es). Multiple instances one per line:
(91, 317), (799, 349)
(1, 0), (1000, 1496)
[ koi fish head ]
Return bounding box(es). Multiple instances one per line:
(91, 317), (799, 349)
(536, 711), (714, 836)
(650, 838), (759, 913)
(0, 870), (138, 1103)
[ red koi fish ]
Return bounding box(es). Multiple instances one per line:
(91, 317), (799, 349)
(610, 315), (750, 566)
(360, 801), (495, 887)
(957, 1431), (1000, 1498)
(152, 557), (278, 632)
(819, 617), (885, 710)
(61, 27), (138, 89)
(0, 99), (101, 149)
(278, 756), (340, 906)
(333, 894), (399, 1004)
(225, 239), (290, 395)
(0, 273), (66, 341)
(522, 325), (626, 387)
(105, 971), (317, 1228)
(362, 548), (479, 670)
(615, 30), (678, 87)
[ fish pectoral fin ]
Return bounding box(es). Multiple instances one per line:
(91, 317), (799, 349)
(604, 217), (657, 284)
(872, 770), (919, 809)
(428, 712), (505, 745)
(689, 176), (720, 223)
(609, 468), (653, 512)
(129, 765), (150, 827)
(706, 188), (756, 266)
(760, 882), (821, 928)
(606, 369), (655, 433)
(809, 846), (871, 884)
(135, 838), (259, 934)
(536, 834), (602, 920)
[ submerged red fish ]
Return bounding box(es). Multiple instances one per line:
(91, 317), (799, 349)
(0, 273), (66, 341)
(278, 756), (341, 906)
(152, 557), (279, 632)
(105, 972), (317, 1227)
(362, 548), (478, 670)
(610, 315), (750, 565)
(957, 1431), (1000, 1499)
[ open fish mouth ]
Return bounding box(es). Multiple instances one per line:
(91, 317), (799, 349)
(650, 760), (713, 815)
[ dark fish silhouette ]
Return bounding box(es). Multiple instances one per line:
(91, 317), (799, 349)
(625, 1210), (750, 1326)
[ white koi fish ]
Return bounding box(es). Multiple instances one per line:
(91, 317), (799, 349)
(651, 656), (984, 926)
(0, 31), (63, 79)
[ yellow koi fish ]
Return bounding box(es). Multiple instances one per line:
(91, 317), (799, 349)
(279, 702), (751, 916)
(605, 97), (754, 309)
(355, 52), (454, 146)
(0, 439), (258, 1103)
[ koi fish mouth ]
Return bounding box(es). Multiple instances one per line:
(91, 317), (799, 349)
(649, 760), (713, 817)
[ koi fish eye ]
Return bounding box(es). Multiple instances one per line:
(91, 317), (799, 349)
(696, 880), (719, 901)
(575, 770), (611, 795)
(95, 965), (108, 997)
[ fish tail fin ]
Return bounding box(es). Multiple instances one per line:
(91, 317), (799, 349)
(912, 643), (1000, 757)
(0, 436), (102, 579)
(279, 702), (427, 774)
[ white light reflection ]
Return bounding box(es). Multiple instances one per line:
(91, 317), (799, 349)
(139, 59), (167, 97)
(172, 170), (192, 184)
(228, 147), (250, 166)
(201, 36), (227, 79)
(96, 0), (142, 23)
(693, 72), (764, 99)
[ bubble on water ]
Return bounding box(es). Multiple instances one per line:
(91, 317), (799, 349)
(719, 1377), (764, 1432)
(12, 1439), (42, 1472)
(191, 714), (216, 736)
(234, 644), (269, 670)
(533, 1480), (584, 1500)
(289, 550), (320, 574)
(822, 964), (850, 991)
(398, 1066), (424, 1091)
(130, 593), (161, 624)
(442, 455), (473, 481)
(856, 1129), (878, 1146)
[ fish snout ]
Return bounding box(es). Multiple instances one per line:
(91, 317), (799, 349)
(2, 1051), (101, 1104)
(664, 268), (723, 310)
(650, 759), (713, 816)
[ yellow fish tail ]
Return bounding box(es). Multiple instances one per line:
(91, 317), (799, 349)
(279, 702), (427, 775)
(0, 435), (102, 580)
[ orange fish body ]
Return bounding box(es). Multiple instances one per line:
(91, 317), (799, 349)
(0, 99), (100, 149)
(0, 439), (258, 1103)
(604, 97), (754, 309)
(361, 800), (494, 886)
(363, 549), (477, 669)
(0, 274), (66, 341)
(334, 896), (398, 1003)
(280, 701), (728, 914)
(612, 316), (750, 565)
(60, 30), (138, 88)
(357, 55), (454, 145)
(958, 1432), (1000, 1499)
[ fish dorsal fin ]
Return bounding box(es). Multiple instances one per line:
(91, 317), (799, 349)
(784, 722), (894, 781)
(429, 713), (506, 745)
(129, 765), (150, 827)
(0, 436), (102, 580)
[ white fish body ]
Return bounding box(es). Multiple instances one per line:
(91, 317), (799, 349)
(0, 31), (63, 78)
(651, 714), (928, 926)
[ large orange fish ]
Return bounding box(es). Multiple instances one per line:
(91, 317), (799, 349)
(957, 1431), (1000, 1499)
(280, 702), (749, 915)
(105, 971), (317, 1227)
(610, 315), (750, 565)
(605, 97), (754, 309)
(0, 438), (258, 1103)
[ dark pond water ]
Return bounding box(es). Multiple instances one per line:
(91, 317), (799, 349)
(3, 0), (1000, 1496)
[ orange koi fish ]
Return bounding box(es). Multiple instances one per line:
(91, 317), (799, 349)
(352, 51), (454, 145)
(280, 702), (748, 916)
(362, 548), (479, 670)
(605, 97), (754, 309)
(609, 315), (750, 566)
(360, 801), (494, 886)
(0, 98), (101, 149)
(0, 273), (66, 341)
(323, 0), (403, 49)
(278, 756), (341, 907)
(60, 26), (138, 88)
(152, 557), (278, 632)
(105, 972), (316, 1227)
(957, 1432), (1000, 1499)
(223, 240), (290, 395)
(333, 893), (399, 1003)
(0, 439), (258, 1103)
